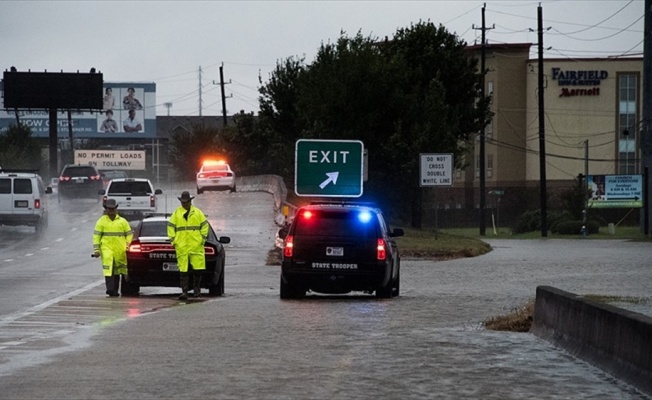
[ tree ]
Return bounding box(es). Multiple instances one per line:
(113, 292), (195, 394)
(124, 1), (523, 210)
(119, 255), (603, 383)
(249, 22), (489, 226)
(0, 124), (44, 172)
(168, 124), (223, 180)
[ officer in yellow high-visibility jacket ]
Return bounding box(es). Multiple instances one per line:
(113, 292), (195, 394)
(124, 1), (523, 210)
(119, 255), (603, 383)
(93, 199), (133, 297)
(167, 191), (209, 300)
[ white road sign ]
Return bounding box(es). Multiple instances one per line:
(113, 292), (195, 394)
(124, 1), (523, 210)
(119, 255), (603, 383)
(74, 150), (146, 170)
(420, 153), (453, 187)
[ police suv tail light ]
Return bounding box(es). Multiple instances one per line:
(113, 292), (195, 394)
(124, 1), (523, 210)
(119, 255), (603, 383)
(377, 238), (387, 261)
(284, 235), (294, 257)
(34, 199), (41, 209)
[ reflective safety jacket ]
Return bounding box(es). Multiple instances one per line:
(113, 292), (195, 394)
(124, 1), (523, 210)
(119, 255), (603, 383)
(93, 214), (133, 277)
(167, 205), (209, 272)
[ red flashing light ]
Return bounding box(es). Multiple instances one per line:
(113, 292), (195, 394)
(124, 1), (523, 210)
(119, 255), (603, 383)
(377, 238), (386, 261)
(302, 211), (313, 219)
(284, 235), (294, 257)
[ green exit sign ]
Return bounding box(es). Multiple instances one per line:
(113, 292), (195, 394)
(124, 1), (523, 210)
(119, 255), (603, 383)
(295, 139), (364, 197)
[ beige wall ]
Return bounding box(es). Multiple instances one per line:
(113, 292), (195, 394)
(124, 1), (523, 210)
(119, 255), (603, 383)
(525, 59), (643, 181)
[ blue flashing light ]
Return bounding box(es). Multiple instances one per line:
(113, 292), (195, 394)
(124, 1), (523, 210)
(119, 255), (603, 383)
(358, 210), (372, 223)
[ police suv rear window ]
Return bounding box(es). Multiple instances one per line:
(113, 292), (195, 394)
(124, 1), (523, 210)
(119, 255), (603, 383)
(293, 210), (379, 238)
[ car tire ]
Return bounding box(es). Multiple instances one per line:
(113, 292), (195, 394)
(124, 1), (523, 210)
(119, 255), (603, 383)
(197, 186), (204, 195)
(209, 259), (225, 296)
(375, 277), (393, 299)
(230, 186), (236, 193)
(280, 276), (303, 299)
(392, 266), (400, 297)
(121, 276), (140, 296)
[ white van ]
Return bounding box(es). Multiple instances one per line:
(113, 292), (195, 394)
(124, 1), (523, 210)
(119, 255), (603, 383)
(0, 171), (52, 232)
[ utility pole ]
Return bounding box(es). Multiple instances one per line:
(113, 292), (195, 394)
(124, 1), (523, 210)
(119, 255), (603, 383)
(642, 0), (652, 234)
(212, 63), (232, 127)
(537, 4), (548, 237)
(198, 66), (203, 117)
(220, 64), (228, 127)
(164, 102), (173, 116)
(473, 3), (494, 236)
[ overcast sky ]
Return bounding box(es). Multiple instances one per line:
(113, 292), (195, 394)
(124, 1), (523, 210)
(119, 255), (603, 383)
(0, 0), (645, 117)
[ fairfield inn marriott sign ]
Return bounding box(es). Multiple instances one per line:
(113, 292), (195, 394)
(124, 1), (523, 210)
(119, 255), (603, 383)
(551, 67), (608, 98)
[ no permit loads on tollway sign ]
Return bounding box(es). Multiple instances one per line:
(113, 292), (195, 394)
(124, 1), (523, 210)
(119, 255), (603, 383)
(294, 139), (364, 197)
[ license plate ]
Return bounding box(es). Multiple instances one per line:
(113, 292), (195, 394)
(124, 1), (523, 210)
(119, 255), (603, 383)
(326, 247), (344, 256)
(15, 200), (28, 208)
(162, 262), (178, 271)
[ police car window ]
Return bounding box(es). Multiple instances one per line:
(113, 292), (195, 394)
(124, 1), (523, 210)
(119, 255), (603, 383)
(140, 221), (168, 237)
(0, 179), (10, 194)
(14, 178), (33, 194)
(294, 210), (378, 237)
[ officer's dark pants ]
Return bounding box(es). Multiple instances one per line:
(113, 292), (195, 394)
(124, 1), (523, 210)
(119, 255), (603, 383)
(105, 275), (120, 296)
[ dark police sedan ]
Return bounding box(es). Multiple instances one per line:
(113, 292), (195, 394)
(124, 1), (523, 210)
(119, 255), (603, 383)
(122, 215), (230, 297)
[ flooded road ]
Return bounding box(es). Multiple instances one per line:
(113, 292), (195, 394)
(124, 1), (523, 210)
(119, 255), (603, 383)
(0, 183), (650, 399)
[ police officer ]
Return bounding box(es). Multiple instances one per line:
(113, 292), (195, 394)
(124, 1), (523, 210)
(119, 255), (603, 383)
(167, 191), (209, 300)
(93, 198), (133, 297)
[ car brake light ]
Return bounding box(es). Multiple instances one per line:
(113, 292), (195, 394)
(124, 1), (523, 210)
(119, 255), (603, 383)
(284, 235), (294, 257)
(34, 199), (41, 209)
(59, 176), (70, 182)
(377, 238), (386, 261)
(150, 195), (156, 207)
(302, 211), (313, 219)
(128, 242), (142, 252)
(204, 246), (216, 255)
(90, 174), (101, 181)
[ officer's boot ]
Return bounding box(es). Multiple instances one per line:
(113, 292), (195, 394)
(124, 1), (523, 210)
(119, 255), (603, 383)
(114, 275), (121, 296)
(105, 276), (119, 297)
(193, 274), (202, 298)
(179, 273), (189, 300)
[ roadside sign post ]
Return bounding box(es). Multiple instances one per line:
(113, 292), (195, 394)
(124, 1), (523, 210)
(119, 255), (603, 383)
(295, 139), (364, 197)
(419, 153), (454, 235)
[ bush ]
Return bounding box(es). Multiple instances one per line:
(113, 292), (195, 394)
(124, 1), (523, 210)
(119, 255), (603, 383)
(512, 209), (573, 234)
(552, 220), (600, 235)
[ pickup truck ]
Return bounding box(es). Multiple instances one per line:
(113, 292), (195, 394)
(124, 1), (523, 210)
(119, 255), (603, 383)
(98, 178), (162, 221)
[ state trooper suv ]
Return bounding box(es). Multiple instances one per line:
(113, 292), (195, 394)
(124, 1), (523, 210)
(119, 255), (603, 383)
(280, 201), (404, 299)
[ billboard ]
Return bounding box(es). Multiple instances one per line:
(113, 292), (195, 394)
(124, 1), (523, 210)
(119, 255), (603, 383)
(587, 174), (643, 208)
(2, 71), (103, 110)
(0, 82), (156, 139)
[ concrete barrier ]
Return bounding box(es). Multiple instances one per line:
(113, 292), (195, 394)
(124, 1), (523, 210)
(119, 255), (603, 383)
(531, 286), (652, 396)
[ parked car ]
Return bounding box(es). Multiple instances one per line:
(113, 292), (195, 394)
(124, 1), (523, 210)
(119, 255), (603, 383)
(58, 164), (103, 202)
(123, 215), (231, 296)
(101, 170), (128, 187)
(0, 170), (52, 233)
(98, 178), (162, 221)
(280, 201), (404, 299)
(196, 160), (236, 194)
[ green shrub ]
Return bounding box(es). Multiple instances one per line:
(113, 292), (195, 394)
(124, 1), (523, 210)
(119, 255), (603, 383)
(553, 220), (600, 235)
(513, 209), (573, 234)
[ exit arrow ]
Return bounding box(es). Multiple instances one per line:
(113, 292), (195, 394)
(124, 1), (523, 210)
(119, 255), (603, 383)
(319, 172), (339, 189)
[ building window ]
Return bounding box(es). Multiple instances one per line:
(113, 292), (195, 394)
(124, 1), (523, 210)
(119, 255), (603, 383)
(618, 74), (638, 174)
(486, 81), (494, 137)
(487, 154), (493, 178)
